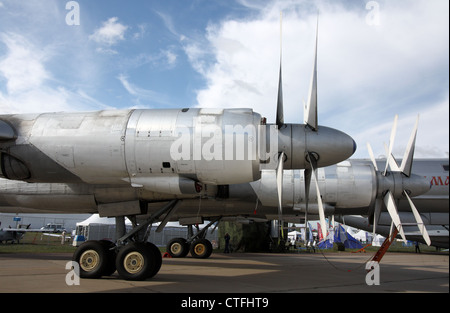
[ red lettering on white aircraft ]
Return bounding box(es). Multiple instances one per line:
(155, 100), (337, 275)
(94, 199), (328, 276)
(430, 176), (449, 186)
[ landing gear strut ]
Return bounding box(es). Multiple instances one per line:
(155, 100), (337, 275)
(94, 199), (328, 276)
(166, 217), (220, 259)
(72, 200), (178, 281)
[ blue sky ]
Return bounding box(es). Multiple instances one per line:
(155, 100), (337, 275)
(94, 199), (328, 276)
(0, 0), (448, 159)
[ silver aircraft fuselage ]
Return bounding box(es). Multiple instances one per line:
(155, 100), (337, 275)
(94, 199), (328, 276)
(0, 158), (447, 217)
(0, 158), (447, 247)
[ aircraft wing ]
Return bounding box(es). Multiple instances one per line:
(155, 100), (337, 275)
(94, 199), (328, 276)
(41, 233), (71, 238)
(0, 228), (49, 232)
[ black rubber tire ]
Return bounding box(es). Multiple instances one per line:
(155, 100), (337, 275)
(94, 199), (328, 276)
(190, 239), (213, 259)
(167, 238), (190, 258)
(73, 240), (110, 279)
(99, 240), (117, 276)
(145, 242), (162, 279)
(115, 242), (157, 281)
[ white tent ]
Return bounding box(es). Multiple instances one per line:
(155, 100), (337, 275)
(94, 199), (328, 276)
(288, 230), (302, 242)
(75, 214), (128, 242)
(76, 214), (129, 226)
(76, 214), (191, 228)
(352, 230), (370, 243)
(372, 234), (385, 247)
(75, 214), (218, 247)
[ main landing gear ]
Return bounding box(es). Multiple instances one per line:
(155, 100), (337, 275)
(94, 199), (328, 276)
(72, 200), (178, 281)
(166, 217), (220, 259)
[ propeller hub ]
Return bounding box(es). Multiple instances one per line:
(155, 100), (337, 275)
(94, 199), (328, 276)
(377, 172), (431, 199)
(304, 126), (357, 168)
(271, 124), (356, 169)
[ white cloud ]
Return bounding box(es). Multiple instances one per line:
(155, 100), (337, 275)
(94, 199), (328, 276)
(117, 74), (171, 107)
(117, 47), (178, 72)
(133, 24), (147, 40)
(0, 32), (107, 114)
(0, 87), (68, 114)
(184, 0), (449, 158)
(183, 40), (213, 76)
(89, 17), (128, 47)
(0, 33), (49, 94)
(351, 98), (449, 159)
(156, 11), (182, 39)
(117, 74), (139, 96)
(165, 50), (177, 67)
(186, 10), (320, 123)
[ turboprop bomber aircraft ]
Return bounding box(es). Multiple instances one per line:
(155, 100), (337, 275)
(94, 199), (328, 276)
(0, 115), (447, 279)
(0, 25), (357, 281)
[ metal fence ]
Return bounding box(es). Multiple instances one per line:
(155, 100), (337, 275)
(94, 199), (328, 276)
(76, 224), (218, 247)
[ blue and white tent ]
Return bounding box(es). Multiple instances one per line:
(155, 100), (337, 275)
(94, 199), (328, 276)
(318, 224), (363, 249)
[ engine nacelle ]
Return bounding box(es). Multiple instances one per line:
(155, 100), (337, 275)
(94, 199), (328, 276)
(0, 107), (356, 190)
(0, 109), (263, 187)
(253, 161), (377, 211)
(125, 108), (262, 186)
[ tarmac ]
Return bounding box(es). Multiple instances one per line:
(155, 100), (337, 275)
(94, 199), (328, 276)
(0, 251), (448, 293)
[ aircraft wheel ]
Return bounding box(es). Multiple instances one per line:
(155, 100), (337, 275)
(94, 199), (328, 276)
(99, 240), (117, 276)
(145, 242), (162, 278)
(190, 239), (213, 259)
(73, 240), (110, 279)
(167, 238), (190, 258)
(115, 242), (157, 281)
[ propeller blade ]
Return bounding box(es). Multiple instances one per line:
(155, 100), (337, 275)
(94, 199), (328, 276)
(400, 115), (419, 177)
(312, 168), (327, 240)
(372, 198), (382, 241)
(367, 142), (378, 171)
(276, 12), (284, 129)
(276, 65), (284, 128)
(405, 192), (431, 246)
(276, 152), (285, 240)
(276, 152), (285, 218)
(308, 152), (327, 240)
(389, 220), (395, 240)
(304, 167), (312, 219)
(384, 115), (398, 175)
(304, 18), (319, 131)
(383, 144), (401, 172)
(383, 191), (407, 242)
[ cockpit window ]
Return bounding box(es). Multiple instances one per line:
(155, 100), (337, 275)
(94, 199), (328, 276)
(443, 164), (449, 172)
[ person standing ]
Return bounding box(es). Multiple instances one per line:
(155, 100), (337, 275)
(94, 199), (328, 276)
(224, 233), (231, 253)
